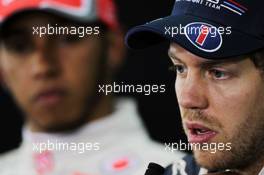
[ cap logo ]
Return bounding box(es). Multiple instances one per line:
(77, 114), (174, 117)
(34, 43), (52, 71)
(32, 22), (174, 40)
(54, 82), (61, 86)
(184, 22), (222, 52)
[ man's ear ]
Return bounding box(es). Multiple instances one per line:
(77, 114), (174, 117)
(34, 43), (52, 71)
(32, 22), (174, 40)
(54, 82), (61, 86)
(0, 58), (6, 90)
(106, 30), (126, 71)
(0, 47), (9, 91)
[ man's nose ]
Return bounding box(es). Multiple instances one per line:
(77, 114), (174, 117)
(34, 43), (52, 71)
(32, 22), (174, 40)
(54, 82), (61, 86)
(30, 38), (59, 79)
(176, 73), (208, 110)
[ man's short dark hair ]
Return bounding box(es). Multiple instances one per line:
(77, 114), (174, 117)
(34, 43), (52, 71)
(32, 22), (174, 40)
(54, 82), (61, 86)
(250, 49), (264, 72)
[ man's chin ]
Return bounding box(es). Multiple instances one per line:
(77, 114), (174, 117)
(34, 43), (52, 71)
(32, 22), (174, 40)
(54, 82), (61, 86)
(193, 149), (231, 171)
(32, 119), (86, 133)
(27, 112), (86, 132)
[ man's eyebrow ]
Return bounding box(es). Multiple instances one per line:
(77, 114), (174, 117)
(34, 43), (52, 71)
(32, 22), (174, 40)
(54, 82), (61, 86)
(199, 57), (246, 68)
(168, 50), (183, 63)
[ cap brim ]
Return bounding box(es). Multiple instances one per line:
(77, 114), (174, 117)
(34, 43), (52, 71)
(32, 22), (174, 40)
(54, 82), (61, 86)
(125, 14), (264, 59)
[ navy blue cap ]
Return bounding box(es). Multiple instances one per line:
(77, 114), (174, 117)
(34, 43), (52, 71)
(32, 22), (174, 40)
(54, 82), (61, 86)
(125, 0), (264, 59)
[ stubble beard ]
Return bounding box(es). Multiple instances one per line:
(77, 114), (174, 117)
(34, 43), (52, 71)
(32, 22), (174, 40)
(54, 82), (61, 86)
(186, 108), (264, 173)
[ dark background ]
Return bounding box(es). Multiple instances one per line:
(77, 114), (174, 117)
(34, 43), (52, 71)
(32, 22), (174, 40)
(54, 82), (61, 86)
(0, 0), (187, 154)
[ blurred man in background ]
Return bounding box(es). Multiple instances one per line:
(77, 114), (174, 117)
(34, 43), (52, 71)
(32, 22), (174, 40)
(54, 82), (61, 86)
(0, 0), (184, 174)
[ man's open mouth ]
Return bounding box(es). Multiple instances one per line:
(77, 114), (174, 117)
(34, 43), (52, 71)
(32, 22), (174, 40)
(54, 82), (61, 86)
(186, 122), (217, 143)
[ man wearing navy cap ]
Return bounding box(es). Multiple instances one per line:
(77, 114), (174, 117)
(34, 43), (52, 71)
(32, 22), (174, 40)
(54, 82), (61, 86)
(126, 0), (264, 174)
(0, 0), (183, 174)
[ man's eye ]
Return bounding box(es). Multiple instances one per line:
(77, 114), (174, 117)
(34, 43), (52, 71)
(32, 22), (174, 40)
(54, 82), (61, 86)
(4, 37), (34, 54)
(169, 64), (186, 74)
(209, 69), (229, 80)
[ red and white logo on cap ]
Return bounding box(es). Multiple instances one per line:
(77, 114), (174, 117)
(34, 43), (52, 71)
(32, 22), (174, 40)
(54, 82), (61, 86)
(0, 0), (119, 30)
